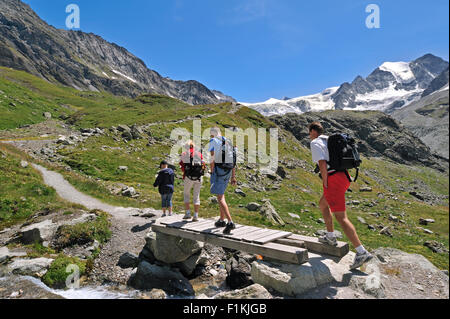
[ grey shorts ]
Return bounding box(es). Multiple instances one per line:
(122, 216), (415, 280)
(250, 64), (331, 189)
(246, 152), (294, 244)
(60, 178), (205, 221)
(210, 167), (232, 195)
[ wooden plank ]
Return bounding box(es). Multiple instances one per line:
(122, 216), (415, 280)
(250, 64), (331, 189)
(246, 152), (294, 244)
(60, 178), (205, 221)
(240, 229), (279, 242)
(274, 238), (305, 249)
(201, 224), (247, 236)
(223, 226), (264, 240)
(159, 215), (184, 225)
(152, 223), (309, 264)
(288, 234), (349, 257)
(252, 231), (292, 245)
(181, 219), (214, 231)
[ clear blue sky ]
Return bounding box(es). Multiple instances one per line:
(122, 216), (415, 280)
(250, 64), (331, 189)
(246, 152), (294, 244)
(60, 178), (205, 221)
(23, 0), (449, 102)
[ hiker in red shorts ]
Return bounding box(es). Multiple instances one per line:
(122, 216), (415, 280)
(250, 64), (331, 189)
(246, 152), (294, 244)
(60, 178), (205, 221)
(308, 122), (373, 270)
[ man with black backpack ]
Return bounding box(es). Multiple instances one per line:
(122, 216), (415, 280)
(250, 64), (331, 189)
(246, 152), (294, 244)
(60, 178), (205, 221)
(209, 127), (238, 235)
(180, 141), (206, 222)
(308, 122), (373, 270)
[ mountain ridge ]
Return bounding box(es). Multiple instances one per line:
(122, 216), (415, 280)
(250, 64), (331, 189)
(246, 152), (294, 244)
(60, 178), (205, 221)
(0, 0), (235, 105)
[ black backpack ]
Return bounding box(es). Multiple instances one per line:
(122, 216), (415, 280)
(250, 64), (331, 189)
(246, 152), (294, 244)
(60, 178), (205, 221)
(324, 134), (362, 182)
(185, 151), (205, 181)
(215, 137), (237, 172)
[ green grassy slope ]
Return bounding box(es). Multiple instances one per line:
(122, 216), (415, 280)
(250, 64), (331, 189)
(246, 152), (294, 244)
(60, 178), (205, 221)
(0, 69), (448, 269)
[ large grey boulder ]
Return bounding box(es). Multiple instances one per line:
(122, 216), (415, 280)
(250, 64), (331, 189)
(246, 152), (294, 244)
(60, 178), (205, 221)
(129, 261), (195, 296)
(0, 247), (27, 264)
(214, 284), (272, 299)
(145, 231), (204, 264)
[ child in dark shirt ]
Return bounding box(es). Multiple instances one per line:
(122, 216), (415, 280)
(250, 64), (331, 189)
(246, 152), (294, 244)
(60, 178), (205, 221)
(153, 161), (175, 217)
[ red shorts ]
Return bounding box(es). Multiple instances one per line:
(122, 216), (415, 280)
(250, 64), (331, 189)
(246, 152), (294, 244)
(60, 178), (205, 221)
(323, 172), (351, 213)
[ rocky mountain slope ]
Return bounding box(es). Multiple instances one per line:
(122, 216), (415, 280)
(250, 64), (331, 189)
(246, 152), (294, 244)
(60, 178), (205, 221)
(270, 110), (449, 172)
(243, 54), (449, 116)
(0, 0), (234, 104)
(393, 88), (449, 159)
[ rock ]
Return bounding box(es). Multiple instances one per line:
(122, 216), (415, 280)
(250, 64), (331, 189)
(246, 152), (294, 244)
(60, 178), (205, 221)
(130, 125), (144, 139)
(251, 261), (318, 296)
(0, 247), (27, 264)
(121, 131), (133, 141)
(129, 261), (194, 296)
(360, 187), (373, 192)
(20, 220), (58, 245)
(235, 189), (246, 197)
(145, 289), (167, 299)
(423, 241), (448, 254)
(145, 231), (203, 264)
(20, 161), (28, 168)
(138, 246), (156, 264)
(389, 215), (399, 222)
(349, 260), (385, 299)
(288, 213), (300, 219)
(419, 218), (435, 225)
(225, 256), (253, 289)
(380, 226), (393, 237)
(117, 252), (139, 269)
(0, 275), (63, 299)
(118, 166), (128, 172)
(276, 166), (287, 179)
(246, 203), (261, 212)
(214, 284), (272, 299)
(357, 217), (367, 225)
(259, 201), (285, 226)
(43, 112), (52, 119)
(174, 251), (202, 277)
(209, 197), (218, 204)
(423, 228), (434, 235)
(315, 229), (343, 239)
(409, 191), (425, 201)
(352, 200), (361, 206)
(317, 218), (325, 224)
(122, 187), (137, 197)
(6, 258), (54, 277)
(117, 125), (131, 133)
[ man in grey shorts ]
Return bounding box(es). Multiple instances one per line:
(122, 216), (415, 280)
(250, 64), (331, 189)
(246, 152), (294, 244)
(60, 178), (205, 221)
(209, 127), (237, 235)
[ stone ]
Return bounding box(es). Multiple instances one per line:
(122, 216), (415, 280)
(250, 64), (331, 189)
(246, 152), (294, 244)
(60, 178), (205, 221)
(315, 229), (343, 239)
(251, 261), (318, 296)
(259, 201), (285, 226)
(122, 187), (137, 197)
(117, 125), (131, 132)
(117, 252), (139, 269)
(0, 247), (27, 264)
(145, 289), (167, 299)
(276, 166), (287, 179)
(118, 166), (128, 172)
(389, 215), (399, 222)
(235, 189), (246, 197)
(424, 241), (448, 254)
(20, 220), (58, 245)
(419, 218), (435, 226)
(360, 187), (373, 192)
(129, 261), (194, 296)
(380, 227), (393, 237)
(209, 197), (218, 204)
(130, 125), (144, 139)
(214, 284), (272, 299)
(288, 213), (300, 219)
(246, 202), (261, 212)
(349, 261), (385, 299)
(6, 258), (54, 277)
(225, 256), (253, 289)
(43, 112), (52, 119)
(175, 251), (202, 277)
(146, 231), (203, 264)
(357, 217), (367, 225)
(317, 218), (325, 224)
(20, 161), (29, 168)
(0, 275), (64, 299)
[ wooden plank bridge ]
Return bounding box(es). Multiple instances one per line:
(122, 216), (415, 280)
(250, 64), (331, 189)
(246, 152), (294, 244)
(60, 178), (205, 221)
(152, 215), (349, 265)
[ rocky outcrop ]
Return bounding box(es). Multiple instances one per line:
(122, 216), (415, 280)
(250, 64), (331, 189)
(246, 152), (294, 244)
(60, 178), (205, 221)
(0, 0), (234, 105)
(271, 110), (448, 171)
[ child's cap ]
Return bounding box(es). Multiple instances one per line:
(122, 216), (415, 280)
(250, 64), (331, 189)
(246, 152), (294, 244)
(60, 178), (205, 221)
(160, 160), (168, 167)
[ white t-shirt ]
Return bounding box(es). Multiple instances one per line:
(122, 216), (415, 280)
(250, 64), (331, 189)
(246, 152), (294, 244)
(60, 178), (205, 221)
(310, 135), (329, 164)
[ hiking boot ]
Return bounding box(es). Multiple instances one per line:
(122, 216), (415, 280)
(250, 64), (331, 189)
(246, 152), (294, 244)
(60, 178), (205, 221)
(192, 215), (199, 222)
(223, 222), (236, 235)
(183, 213), (191, 220)
(215, 219), (227, 228)
(350, 251), (374, 270)
(318, 235), (338, 247)
(162, 213), (167, 217)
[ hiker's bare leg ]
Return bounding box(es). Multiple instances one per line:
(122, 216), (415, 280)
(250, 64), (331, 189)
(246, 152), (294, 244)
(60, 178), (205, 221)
(184, 202), (191, 212)
(194, 204), (200, 214)
(319, 195), (334, 233)
(334, 211), (362, 248)
(217, 195), (232, 222)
